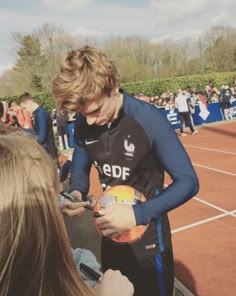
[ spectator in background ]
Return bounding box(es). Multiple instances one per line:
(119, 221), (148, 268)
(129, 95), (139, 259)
(136, 93), (150, 103)
(175, 89), (198, 137)
(0, 101), (20, 127)
(0, 101), (9, 123)
(204, 84), (212, 102)
(189, 87), (198, 107)
(0, 101), (3, 119)
(149, 96), (155, 104)
(7, 107), (21, 127)
(19, 92), (58, 164)
(188, 88), (198, 125)
(232, 75), (236, 89)
(220, 85), (233, 120)
(51, 108), (58, 138)
(197, 90), (208, 108)
(209, 91), (219, 103)
(208, 79), (215, 90)
(164, 94), (175, 111)
(205, 81), (220, 103)
(9, 100), (33, 130)
(56, 109), (69, 151)
(153, 96), (160, 108)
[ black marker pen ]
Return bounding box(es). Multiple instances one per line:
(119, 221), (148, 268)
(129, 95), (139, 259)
(79, 263), (102, 283)
(59, 191), (94, 210)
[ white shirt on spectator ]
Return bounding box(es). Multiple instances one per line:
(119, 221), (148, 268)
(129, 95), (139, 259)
(175, 94), (190, 112)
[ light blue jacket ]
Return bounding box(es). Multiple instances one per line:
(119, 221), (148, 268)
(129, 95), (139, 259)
(71, 248), (102, 288)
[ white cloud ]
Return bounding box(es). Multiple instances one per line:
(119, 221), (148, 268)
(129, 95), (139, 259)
(150, 29), (202, 43)
(72, 26), (104, 38)
(150, 0), (236, 35)
(1, 0), (236, 68)
(43, 0), (90, 11)
(0, 63), (13, 76)
(70, 3), (154, 37)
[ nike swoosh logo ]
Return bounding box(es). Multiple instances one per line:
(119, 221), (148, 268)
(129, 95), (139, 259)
(85, 139), (99, 145)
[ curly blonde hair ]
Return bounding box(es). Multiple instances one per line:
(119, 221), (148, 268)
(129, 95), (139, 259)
(52, 46), (120, 112)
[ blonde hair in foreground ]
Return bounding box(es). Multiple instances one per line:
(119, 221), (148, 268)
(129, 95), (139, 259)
(52, 46), (120, 113)
(0, 125), (93, 296)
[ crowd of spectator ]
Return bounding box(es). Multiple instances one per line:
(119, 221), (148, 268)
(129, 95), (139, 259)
(1, 78), (235, 143)
(132, 80), (236, 111)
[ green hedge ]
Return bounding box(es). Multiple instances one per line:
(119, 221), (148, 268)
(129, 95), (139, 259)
(1, 72), (236, 111)
(122, 72), (236, 96)
(0, 92), (56, 112)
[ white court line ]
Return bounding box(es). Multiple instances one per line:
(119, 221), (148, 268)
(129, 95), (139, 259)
(194, 196), (236, 217)
(192, 163), (236, 176)
(231, 211), (236, 217)
(193, 196), (231, 214)
(185, 145), (236, 155)
(164, 184), (236, 230)
(171, 210), (236, 234)
(165, 183), (233, 214)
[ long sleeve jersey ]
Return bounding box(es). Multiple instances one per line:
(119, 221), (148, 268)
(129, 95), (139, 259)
(33, 106), (58, 160)
(70, 91), (199, 229)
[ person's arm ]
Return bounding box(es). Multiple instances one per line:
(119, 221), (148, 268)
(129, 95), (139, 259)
(61, 116), (92, 216)
(24, 110), (33, 129)
(35, 108), (49, 144)
(13, 116), (21, 128)
(69, 116), (92, 196)
(133, 108), (199, 225)
(174, 97), (178, 109)
(96, 106), (199, 237)
(16, 108), (25, 127)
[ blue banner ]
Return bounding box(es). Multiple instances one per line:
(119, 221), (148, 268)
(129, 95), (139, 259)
(164, 101), (236, 128)
(65, 101), (236, 148)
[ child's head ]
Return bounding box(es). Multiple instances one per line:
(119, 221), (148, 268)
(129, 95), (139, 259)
(19, 92), (38, 114)
(52, 46), (120, 113)
(0, 125), (92, 296)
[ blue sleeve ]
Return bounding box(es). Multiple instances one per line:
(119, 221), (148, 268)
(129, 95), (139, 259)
(69, 116), (92, 196)
(132, 105), (199, 225)
(36, 109), (49, 144)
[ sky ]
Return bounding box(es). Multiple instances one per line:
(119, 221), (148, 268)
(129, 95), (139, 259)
(0, 0), (236, 75)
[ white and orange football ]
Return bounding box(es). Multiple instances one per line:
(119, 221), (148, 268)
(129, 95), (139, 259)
(94, 185), (147, 244)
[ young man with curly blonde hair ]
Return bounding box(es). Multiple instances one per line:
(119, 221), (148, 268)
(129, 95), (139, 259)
(52, 46), (199, 296)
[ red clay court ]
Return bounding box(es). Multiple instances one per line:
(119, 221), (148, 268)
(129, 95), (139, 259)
(167, 120), (236, 295)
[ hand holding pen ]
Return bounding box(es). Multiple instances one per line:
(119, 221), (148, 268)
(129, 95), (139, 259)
(79, 263), (134, 296)
(59, 191), (92, 216)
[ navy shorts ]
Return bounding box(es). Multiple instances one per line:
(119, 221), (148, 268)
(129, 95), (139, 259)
(101, 238), (174, 296)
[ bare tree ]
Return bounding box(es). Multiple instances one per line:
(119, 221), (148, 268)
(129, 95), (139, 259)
(33, 23), (79, 91)
(203, 25), (236, 72)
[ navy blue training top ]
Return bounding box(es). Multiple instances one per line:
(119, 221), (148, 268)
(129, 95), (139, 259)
(33, 106), (58, 160)
(70, 91), (199, 226)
